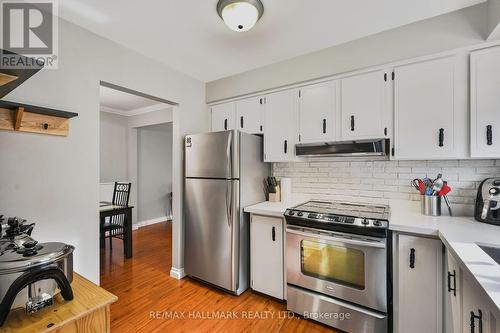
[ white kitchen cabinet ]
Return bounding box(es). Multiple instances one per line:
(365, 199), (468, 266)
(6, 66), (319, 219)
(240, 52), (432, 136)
(394, 57), (457, 159)
(444, 249), (462, 333)
(263, 89), (299, 162)
(250, 215), (284, 300)
(235, 96), (264, 134)
(394, 234), (442, 333)
(298, 81), (337, 143)
(211, 102), (235, 132)
(340, 70), (389, 141)
(471, 46), (500, 158)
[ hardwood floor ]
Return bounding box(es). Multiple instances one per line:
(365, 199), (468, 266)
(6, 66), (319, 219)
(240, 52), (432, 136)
(100, 222), (336, 333)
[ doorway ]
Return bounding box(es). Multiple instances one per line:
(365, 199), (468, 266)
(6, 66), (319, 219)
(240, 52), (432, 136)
(98, 82), (175, 280)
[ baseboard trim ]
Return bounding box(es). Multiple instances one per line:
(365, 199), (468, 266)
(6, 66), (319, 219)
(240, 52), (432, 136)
(170, 267), (186, 280)
(133, 216), (172, 230)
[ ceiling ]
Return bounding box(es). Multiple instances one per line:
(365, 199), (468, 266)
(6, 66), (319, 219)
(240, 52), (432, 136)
(100, 85), (165, 115)
(60, 0), (485, 82)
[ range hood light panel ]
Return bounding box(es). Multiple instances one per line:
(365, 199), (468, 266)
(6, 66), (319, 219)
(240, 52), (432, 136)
(295, 139), (390, 157)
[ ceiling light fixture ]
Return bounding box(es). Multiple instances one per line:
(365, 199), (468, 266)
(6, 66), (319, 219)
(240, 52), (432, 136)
(217, 0), (264, 32)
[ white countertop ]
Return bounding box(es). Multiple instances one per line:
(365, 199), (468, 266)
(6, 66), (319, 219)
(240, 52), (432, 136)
(245, 197), (500, 313)
(244, 194), (310, 218)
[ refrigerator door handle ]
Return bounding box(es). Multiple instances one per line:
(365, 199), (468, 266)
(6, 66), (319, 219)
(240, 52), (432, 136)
(227, 131), (233, 178)
(229, 180), (239, 291)
(225, 181), (231, 228)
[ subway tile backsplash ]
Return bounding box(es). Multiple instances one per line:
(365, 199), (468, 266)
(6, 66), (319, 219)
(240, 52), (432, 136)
(273, 159), (500, 205)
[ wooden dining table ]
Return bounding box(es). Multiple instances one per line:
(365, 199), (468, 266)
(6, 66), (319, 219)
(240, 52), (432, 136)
(99, 201), (133, 258)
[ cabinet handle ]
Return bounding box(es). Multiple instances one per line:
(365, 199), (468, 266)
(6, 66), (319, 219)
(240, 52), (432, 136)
(284, 140), (288, 154)
(351, 116), (355, 131)
(240, 116), (244, 129)
(439, 128), (444, 147)
(470, 309), (483, 333)
(409, 248), (416, 269)
(272, 226), (276, 242)
(224, 119), (228, 130)
(323, 119), (327, 134)
(487, 125), (493, 146)
(260, 125), (263, 132)
(447, 270), (456, 296)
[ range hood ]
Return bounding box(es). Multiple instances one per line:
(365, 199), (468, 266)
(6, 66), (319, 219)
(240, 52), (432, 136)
(295, 139), (390, 157)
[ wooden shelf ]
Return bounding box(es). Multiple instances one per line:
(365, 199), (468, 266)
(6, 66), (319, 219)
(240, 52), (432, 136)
(0, 49), (42, 99)
(0, 73), (18, 87)
(0, 100), (78, 137)
(0, 100), (78, 119)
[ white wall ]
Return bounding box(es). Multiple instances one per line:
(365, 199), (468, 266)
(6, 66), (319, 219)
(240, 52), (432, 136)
(99, 112), (128, 182)
(137, 123), (173, 222)
(0, 18), (208, 284)
(126, 108), (173, 226)
(206, 3), (488, 102)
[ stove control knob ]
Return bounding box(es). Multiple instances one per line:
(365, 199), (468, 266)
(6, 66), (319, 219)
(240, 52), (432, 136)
(297, 211), (304, 217)
(373, 220), (382, 227)
(361, 219), (369, 225)
(289, 210), (295, 216)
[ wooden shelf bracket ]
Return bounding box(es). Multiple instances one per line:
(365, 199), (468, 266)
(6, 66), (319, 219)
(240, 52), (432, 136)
(14, 106), (23, 130)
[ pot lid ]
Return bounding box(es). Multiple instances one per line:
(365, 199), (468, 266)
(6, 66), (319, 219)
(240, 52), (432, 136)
(0, 241), (74, 273)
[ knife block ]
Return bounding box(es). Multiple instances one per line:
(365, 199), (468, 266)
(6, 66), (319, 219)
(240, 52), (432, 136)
(268, 185), (281, 202)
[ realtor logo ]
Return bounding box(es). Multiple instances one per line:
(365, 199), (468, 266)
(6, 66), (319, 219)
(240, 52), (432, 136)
(0, 0), (58, 69)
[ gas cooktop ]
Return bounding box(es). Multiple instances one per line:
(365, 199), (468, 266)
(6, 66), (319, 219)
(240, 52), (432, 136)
(284, 200), (390, 236)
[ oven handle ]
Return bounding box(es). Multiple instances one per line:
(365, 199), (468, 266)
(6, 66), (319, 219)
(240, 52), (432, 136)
(286, 227), (386, 249)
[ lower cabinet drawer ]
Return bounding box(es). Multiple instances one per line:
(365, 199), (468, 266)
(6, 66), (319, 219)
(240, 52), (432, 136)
(287, 285), (387, 333)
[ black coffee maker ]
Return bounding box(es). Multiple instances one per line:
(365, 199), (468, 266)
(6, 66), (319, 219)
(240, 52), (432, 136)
(475, 178), (500, 225)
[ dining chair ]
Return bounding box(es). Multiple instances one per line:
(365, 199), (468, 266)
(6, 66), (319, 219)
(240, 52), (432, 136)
(101, 182), (131, 250)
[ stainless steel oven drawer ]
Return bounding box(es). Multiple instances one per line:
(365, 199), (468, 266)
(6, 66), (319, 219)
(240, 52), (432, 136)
(287, 285), (387, 333)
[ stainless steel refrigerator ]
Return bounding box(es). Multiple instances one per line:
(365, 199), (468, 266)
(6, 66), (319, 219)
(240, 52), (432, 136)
(184, 130), (269, 295)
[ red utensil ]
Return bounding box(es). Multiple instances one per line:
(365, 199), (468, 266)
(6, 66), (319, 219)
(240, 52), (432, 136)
(438, 183), (451, 196)
(418, 179), (425, 195)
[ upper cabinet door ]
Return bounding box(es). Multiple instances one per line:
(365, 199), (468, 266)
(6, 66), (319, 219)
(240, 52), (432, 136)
(340, 70), (389, 141)
(235, 96), (264, 134)
(394, 57), (456, 159)
(264, 89), (299, 162)
(298, 81), (337, 143)
(471, 46), (500, 158)
(211, 102), (235, 132)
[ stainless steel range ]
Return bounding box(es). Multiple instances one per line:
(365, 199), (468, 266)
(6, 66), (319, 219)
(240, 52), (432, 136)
(285, 201), (390, 333)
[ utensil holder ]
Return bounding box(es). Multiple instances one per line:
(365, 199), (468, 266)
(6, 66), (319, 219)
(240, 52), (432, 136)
(421, 195), (442, 216)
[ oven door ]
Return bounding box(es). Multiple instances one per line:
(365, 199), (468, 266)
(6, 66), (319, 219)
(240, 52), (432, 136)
(286, 225), (387, 312)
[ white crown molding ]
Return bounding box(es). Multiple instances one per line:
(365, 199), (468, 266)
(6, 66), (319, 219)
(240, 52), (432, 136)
(127, 103), (170, 116)
(100, 105), (129, 116)
(100, 103), (170, 117)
